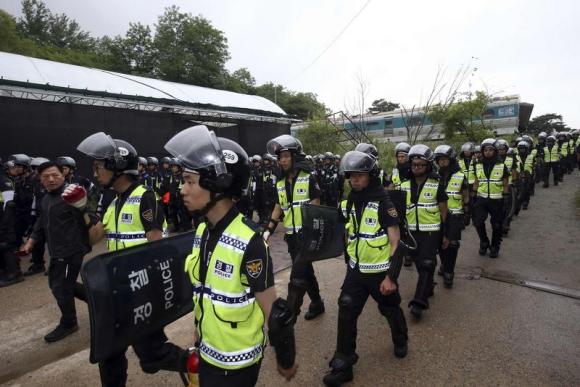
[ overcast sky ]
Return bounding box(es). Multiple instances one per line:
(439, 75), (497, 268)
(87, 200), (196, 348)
(1, 0), (579, 127)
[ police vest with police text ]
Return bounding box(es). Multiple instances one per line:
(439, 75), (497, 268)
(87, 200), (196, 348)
(185, 215), (265, 370)
(475, 162), (504, 199)
(276, 170), (310, 234)
(543, 146), (559, 163)
(445, 171), (465, 215)
(102, 185), (166, 251)
(401, 178), (441, 232)
(340, 200), (391, 273)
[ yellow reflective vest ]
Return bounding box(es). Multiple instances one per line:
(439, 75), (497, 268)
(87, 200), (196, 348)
(185, 215), (266, 370)
(444, 171), (465, 215)
(458, 158), (475, 185)
(543, 146), (560, 163)
(401, 178), (441, 232)
(340, 200), (391, 273)
(276, 171), (310, 234)
(475, 162), (505, 199)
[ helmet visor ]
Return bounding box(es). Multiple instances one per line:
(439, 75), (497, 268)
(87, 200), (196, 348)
(340, 151), (376, 174)
(77, 132), (117, 159)
(164, 125), (227, 175)
(266, 135), (301, 155)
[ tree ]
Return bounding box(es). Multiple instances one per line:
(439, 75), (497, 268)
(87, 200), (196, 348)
(429, 90), (493, 144)
(223, 68), (256, 94)
(296, 114), (344, 155)
(527, 113), (568, 134)
(254, 83), (326, 120)
(401, 65), (471, 144)
(368, 99), (399, 113)
(153, 6), (230, 88)
(17, 0), (94, 50)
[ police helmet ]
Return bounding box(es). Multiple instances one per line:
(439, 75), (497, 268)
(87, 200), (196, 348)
(164, 125), (250, 197)
(138, 157), (147, 166)
(146, 157), (159, 166)
(571, 130), (579, 138)
(263, 153), (276, 163)
(395, 142), (411, 155)
(169, 157), (182, 167)
(339, 150), (379, 178)
(538, 132), (547, 140)
(354, 143), (379, 159)
(252, 155), (263, 163)
(496, 139), (509, 151)
(266, 135), (303, 155)
(323, 151), (334, 160)
(77, 132), (139, 175)
(161, 156), (172, 164)
(514, 136), (523, 144)
(474, 145), (482, 153)
(408, 144), (434, 162)
(507, 147), (516, 156)
(334, 154), (341, 160)
(31, 157), (50, 168)
(433, 145), (457, 161)
(9, 154), (31, 168)
(56, 156), (76, 169)
(517, 141), (530, 150)
(481, 138), (498, 151)
(460, 142), (475, 154)
(546, 135), (556, 143)
(557, 132), (567, 140)
(305, 155), (313, 161)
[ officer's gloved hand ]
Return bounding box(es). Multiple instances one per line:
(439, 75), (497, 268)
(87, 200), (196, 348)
(62, 184), (87, 210)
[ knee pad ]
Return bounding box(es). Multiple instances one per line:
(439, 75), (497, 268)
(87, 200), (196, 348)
(418, 258), (436, 272)
(289, 278), (308, 291)
(338, 293), (354, 310)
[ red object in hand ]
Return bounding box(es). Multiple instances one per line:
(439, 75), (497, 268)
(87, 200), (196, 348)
(62, 185), (87, 205)
(187, 351), (200, 387)
(14, 250), (28, 257)
(187, 351), (199, 374)
(162, 192), (170, 204)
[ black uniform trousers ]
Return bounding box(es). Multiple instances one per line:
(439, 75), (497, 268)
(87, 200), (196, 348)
(409, 230), (440, 309)
(98, 330), (178, 387)
(48, 253), (83, 327)
(472, 198), (504, 247)
(199, 358), (262, 387)
(334, 267), (407, 360)
(285, 233), (321, 317)
(543, 162), (559, 186)
(439, 215), (462, 276)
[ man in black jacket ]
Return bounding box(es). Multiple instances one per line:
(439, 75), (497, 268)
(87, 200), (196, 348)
(21, 162), (92, 343)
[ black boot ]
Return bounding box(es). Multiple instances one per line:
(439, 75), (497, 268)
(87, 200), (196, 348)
(489, 245), (499, 258)
(286, 279), (307, 323)
(323, 355), (357, 387)
(0, 272), (24, 288)
(479, 241), (489, 255)
(381, 306), (408, 358)
(443, 273), (454, 288)
(304, 298), (325, 320)
(409, 304), (423, 320)
(403, 255), (413, 267)
(44, 324), (79, 343)
(24, 264), (45, 276)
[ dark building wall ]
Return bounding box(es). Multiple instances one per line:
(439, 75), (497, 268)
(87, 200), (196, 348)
(0, 97), (289, 174)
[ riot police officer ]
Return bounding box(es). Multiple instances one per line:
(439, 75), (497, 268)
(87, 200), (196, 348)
(387, 142), (411, 190)
(144, 156), (162, 194)
(323, 150), (407, 387)
(24, 157), (50, 275)
(168, 158), (192, 232)
(434, 145), (469, 289)
(556, 132), (569, 181)
(472, 139), (510, 258)
(10, 154), (34, 246)
(540, 135), (560, 187)
(401, 145), (448, 319)
(77, 132), (186, 386)
(165, 125), (297, 386)
(265, 134), (326, 321)
(137, 156), (148, 185)
(321, 151), (340, 207)
(0, 170), (23, 287)
(515, 141), (534, 211)
(262, 153), (279, 224)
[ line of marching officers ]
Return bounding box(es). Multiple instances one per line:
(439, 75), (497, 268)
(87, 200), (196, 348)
(0, 127), (578, 387)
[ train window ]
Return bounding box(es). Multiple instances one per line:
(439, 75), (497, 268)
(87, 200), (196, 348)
(483, 108), (495, 118)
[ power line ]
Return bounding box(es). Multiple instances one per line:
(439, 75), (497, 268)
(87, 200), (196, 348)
(289, 0), (371, 83)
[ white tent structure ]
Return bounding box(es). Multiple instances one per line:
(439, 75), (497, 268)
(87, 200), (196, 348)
(0, 51), (289, 123)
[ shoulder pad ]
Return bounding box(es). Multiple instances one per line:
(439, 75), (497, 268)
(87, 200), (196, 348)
(241, 216), (261, 233)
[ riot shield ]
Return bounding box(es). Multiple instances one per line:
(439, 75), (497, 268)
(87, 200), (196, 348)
(296, 203), (345, 263)
(81, 231), (195, 363)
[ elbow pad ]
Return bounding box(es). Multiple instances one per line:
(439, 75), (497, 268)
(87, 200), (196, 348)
(268, 298), (296, 369)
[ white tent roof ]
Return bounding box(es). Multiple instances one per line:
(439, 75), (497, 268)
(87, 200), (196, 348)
(0, 51), (286, 116)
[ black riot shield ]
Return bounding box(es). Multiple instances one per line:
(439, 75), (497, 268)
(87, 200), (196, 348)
(81, 231), (195, 364)
(297, 203), (345, 263)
